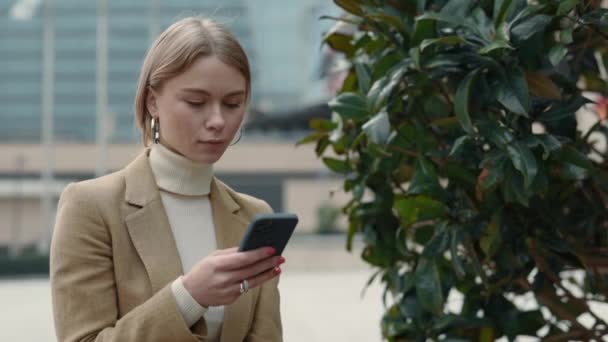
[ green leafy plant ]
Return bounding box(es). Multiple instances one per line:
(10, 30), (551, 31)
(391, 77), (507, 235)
(302, 0), (608, 340)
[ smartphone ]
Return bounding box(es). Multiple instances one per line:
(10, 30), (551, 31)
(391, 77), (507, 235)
(238, 213), (299, 255)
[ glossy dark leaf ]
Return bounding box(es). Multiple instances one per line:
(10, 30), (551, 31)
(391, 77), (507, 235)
(415, 258), (444, 315)
(454, 70), (479, 134)
(537, 96), (589, 122)
(480, 210), (502, 258)
(296, 131), (327, 146)
(556, 146), (593, 180)
(524, 134), (561, 159)
(548, 44), (568, 66)
(333, 0), (363, 16)
(449, 136), (471, 156)
(494, 0), (514, 28)
(322, 157), (352, 174)
(496, 66), (529, 116)
(478, 40), (513, 54)
(362, 110), (391, 145)
(422, 222), (450, 257)
(355, 62), (372, 94)
(394, 195), (448, 227)
(557, 0), (578, 16)
(329, 92), (369, 120)
(325, 32), (355, 55)
(420, 36), (465, 52)
(510, 14), (551, 42)
(506, 141), (538, 189)
(450, 227), (466, 279)
(309, 118), (337, 132)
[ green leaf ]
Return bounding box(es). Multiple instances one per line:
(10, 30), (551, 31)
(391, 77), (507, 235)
(502, 167), (530, 206)
(322, 157), (352, 174)
(333, 0), (363, 16)
(557, 0), (578, 16)
(328, 92), (369, 120)
(449, 136), (471, 156)
(309, 118), (337, 132)
(296, 131), (327, 146)
(411, 18), (437, 46)
(494, 0), (513, 28)
(315, 136), (330, 156)
(496, 66), (529, 116)
(416, 12), (473, 30)
(408, 157), (445, 197)
(506, 141), (538, 189)
(549, 44), (568, 66)
(362, 110), (391, 145)
(538, 96), (588, 122)
(394, 195), (447, 227)
(450, 228), (466, 279)
(415, 258), (444, 315)
(355, 63), (372, 94)
(480, 210), (502, 258)
(478, 40), (514, 54)
(524, 134), (561, 159)
(480, 156), (507, 189)
(510, 15), (551, 42)
(478, 121), (514, 147)
(560, 27), (573, 44)
(422, 222), (450, 257)
(324, 32), (355, 55)
(556, 146), (593, 180)
(454, 70), (479, 134)
(420, 36), (464, 52)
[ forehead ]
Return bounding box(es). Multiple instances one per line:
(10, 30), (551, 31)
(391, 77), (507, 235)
(164, 55), (247, 95)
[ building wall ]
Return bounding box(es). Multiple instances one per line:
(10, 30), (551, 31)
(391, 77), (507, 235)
(0, 0), (337, 142)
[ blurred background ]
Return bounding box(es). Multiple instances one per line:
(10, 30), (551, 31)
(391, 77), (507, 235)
(0, 0), (384, 341)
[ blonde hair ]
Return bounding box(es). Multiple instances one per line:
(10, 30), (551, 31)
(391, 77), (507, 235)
(134, 17), (251, 146)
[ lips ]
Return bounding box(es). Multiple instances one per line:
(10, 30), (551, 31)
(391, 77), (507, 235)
(199, 139), (224, 144)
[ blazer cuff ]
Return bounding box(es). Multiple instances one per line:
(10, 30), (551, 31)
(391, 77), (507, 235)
(171, 276), (208, 327)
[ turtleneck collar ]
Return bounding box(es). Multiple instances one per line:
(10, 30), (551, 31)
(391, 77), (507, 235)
(149, 143), (213, 196)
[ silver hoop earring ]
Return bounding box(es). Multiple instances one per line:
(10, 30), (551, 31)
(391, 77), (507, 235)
(151, 117), (160, 144)
(230, 128), (243, 146)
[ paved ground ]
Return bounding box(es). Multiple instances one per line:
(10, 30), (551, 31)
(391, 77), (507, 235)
(0, 234), (385, 342)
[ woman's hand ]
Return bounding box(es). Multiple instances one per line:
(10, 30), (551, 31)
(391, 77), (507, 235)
(182, 246), (284, 307)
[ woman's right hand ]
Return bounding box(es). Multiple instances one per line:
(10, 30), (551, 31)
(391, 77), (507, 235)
(182, 246), (285, 307)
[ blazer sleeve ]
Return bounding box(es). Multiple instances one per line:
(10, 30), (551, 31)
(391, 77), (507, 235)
(50, 183), (199, 342)
(245, 200), (283, 342)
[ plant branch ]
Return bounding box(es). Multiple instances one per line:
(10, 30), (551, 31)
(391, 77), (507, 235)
(528, 239), (608, 330)
(565, 15), (608, 41)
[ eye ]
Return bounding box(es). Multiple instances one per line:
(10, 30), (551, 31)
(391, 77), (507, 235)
(224, 102), (242, 109)
(186, 100), (205, 107)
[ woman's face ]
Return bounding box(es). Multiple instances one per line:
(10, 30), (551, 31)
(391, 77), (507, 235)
(147, 55), (247, 164)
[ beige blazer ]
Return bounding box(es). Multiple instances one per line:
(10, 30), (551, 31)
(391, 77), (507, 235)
(50, 150), (282, 342)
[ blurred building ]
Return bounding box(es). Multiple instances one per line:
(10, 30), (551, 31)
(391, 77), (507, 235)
(0, 0), (347, 252)
(1, 0), (340, 142)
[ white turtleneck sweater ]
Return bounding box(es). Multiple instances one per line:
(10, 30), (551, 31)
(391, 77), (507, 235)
(149, 143), (224, 340)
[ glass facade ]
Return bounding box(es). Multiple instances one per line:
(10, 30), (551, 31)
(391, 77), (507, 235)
(0, 0), (339, 142)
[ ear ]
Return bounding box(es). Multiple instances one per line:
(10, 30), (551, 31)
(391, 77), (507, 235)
(146, 89), (158, 118)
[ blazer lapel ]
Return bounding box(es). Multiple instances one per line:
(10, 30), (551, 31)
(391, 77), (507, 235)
(207, 179), (255, 342)
(123, 151), (184, 293)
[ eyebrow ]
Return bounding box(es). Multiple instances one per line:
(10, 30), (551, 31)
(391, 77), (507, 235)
(180, 88), (246, 97)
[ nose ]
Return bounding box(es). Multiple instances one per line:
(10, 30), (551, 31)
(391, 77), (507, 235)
(205, 103), (225, 131)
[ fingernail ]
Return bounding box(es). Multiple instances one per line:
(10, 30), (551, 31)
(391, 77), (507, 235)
(277, 256), (286, 266)
(273, 267), (282, 275)
(266, 247), (276, 256)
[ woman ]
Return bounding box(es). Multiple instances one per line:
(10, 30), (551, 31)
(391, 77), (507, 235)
(50, 17), (284, 342)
